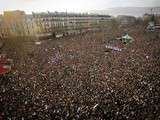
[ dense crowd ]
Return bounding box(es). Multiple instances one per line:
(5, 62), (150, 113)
(0, 26), (160, 119)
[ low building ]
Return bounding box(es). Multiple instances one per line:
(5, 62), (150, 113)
(143, 13), (160, 24)
(117, 15), (136, 26)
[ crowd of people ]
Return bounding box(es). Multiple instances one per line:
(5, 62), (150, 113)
(0, 26), (160, 119)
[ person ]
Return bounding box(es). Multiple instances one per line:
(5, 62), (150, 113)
(0, 54), (12, 74)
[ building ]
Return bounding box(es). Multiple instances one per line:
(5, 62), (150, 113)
(32, 12), (112, 38)
(117, 15), (136, 26)
(0, 10), (112, 39)
(143, 13), (160, 24)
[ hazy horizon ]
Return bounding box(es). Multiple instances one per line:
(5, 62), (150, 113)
(0, 0), (160, 14)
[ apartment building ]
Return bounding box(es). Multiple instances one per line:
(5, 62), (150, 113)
(0, 10), (112, 39)
(32, 12), (112, 37)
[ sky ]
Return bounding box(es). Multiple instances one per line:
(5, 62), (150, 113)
(0, 0), (160, 14)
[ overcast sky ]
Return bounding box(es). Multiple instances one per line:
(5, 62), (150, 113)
(0, 0), (160, 13)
